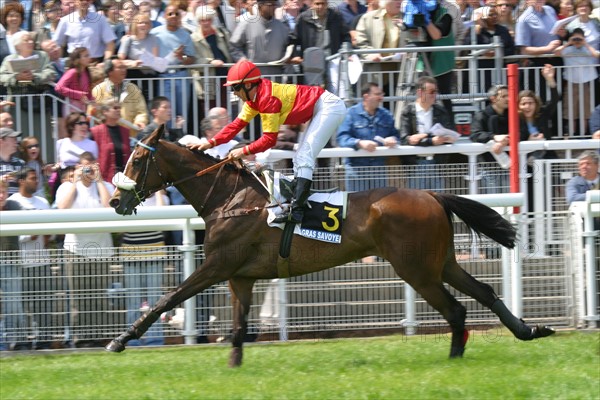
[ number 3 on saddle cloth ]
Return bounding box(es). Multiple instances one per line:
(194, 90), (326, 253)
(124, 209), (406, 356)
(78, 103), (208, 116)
(266, 172), (347, 244)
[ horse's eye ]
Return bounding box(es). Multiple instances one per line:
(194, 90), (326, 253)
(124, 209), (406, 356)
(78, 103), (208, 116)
(132, 158), (140, 166)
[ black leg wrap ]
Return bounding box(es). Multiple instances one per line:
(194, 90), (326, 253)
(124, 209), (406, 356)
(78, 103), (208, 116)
(105, 311), (161, 353)
(491, 300), (555, 340)
(273, 178), (312, 224)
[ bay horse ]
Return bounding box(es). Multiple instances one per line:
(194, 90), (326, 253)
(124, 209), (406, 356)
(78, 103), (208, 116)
(106, 125), (554, 366)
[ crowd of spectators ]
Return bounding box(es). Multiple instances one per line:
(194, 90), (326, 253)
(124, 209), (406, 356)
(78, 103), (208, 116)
(0, 0), (598, 351)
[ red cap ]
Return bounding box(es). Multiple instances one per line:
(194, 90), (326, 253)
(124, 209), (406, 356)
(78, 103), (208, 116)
(223, 60), (261, 87)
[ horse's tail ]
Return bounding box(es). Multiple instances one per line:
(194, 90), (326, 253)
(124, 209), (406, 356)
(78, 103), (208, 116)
(432, 192), (517, 249)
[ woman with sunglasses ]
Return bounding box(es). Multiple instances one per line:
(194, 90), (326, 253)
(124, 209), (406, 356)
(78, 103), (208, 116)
(187, 59), (346, 224)
(56, 112), (99, 169)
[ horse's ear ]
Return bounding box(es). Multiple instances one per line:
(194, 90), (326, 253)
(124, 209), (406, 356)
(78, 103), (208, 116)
(146, 124), (165, 146)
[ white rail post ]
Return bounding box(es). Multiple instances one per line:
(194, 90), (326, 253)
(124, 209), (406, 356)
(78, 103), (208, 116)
(277, 279), (288, 341)
(180, 219), (198, 345)
(584, 190), (599, 327)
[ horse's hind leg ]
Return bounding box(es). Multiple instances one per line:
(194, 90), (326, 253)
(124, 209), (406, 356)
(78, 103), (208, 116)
(227, 277), (256, 368)
(442, 260), (555, 340)
(413, 282), (468, 358)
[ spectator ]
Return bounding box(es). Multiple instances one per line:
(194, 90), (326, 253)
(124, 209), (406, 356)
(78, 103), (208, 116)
(337, 82), (399, 192)
(40, 39), (67, 80)
(8, 167), (54, 348)
(229, 0), (290, 77)
(354, 0), (402, 94)
(92, 58), (148, 137)
(117, 13), (160, 100)
(55, 151), (114, 348)
(137, 1), (162, 29)
(56, 112), (99, 168)
(338, 0), (367, 28)
(275, 0), (301, 32)
(0, 31), (57, 97)
(290, 0), (350, 91)
(470, 84), (510, 193)
(182, 0), (205, 33)
(182, 115), (240, 159)
(103, 0), (126, 50)
(517, 64), (559, 143)
(555, 28), (599, 136)
(54, 0), (117, 61)
(17, 137), (52, 198)
(558, 0), (574, 19)
(120, 190), (169, 347)
(187, 59), (346, 224)
(0, 24), (10, 70)
(120, 0), (139, 36)
(0, 1), (25, 54)
(210, 0), (238, 34)
(54, 47), (95, 116)
(348, 0), (380, 47)
(0, 110), (14, 129)
(566, 150), (599, 205)
(495, 0), (516, 36)
(463, 6), (515, 92)
(399, 75), (456, 190)
(515, 0), (563, 96)
(191, 6), (233, 117)
(207, 106), (232, 130)
(90, 101), (132, 184)
(565, 0), (599, 49)
(150, 4), (196, 121)
(590, 104), (600, 138)
(138, 96), (184, 142)
(33, 1), (62, 50)
(0, 179), (26, 351)
(147, 0), (167, 26)
(0, 127), (25, 195)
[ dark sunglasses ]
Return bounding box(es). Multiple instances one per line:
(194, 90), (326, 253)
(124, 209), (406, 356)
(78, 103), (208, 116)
(26, 144), (40, 149)
(232, 83), (244, 92)
(75, 121), (89, 126)
(571, 37), (583, 42)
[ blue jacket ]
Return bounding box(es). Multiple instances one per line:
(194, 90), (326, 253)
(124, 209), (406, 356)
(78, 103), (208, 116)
(337, 102), (399, 167)
(566, 175), (598, 205)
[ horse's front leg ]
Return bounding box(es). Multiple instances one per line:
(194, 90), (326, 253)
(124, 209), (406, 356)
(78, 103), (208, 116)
(106, 263), (230, 353)
(227, 277), (256, 367)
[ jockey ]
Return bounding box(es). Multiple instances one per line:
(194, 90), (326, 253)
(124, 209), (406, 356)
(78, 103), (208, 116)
(188, 60), (346, 224)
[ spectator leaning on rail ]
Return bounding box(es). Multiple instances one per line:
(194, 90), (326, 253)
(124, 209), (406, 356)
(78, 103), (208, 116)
(470, 84), (510, 193)
(399, 75), (457, 191)
(337, 82), (399, 192)
(590, 104), (600, 139)
(187, 59), (346, 224)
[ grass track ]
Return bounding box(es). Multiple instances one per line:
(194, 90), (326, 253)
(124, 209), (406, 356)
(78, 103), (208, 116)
(1, 330), (598, 400)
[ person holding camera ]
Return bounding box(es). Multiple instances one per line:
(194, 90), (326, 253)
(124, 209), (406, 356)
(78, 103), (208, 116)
(55, 151), (114, 348)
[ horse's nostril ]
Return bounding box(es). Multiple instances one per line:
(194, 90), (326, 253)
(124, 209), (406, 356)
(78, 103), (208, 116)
(109, 198), (120, 208)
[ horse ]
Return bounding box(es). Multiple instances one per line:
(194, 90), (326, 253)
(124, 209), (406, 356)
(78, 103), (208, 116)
(106, 125), (554, 366)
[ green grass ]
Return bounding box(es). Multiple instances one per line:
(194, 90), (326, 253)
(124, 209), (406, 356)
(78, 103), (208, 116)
(1, 330), (598, 400)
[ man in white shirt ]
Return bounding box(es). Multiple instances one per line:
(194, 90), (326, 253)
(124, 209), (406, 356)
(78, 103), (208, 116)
(8, 167), (54, 348)
(55, 152), (115, 347)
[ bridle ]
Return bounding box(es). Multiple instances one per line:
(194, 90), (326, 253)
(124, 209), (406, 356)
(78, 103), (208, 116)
(118, 141), (232, 213)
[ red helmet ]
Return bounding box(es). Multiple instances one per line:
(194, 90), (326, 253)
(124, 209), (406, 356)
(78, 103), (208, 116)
(223, 60), (261, 87)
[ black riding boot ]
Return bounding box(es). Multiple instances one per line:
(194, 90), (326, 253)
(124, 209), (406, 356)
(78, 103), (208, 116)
(273, 178), (312, 224)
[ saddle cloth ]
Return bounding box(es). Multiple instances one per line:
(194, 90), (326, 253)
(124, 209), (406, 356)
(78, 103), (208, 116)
(265, 172), (347, 244)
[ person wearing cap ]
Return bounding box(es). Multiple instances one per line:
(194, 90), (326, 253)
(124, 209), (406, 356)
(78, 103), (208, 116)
(187, 59), (346, 224)
(0, 127), (26, 196)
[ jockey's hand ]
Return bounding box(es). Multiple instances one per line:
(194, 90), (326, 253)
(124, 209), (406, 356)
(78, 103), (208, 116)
(228, 147), (245, 160)
(187, 142), (213, 152)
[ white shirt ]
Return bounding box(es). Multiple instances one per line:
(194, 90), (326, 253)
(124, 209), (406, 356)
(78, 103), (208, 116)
(415, 103), (434, 134)
(8, 193), (50, 263)
(55, 180), (115, 258)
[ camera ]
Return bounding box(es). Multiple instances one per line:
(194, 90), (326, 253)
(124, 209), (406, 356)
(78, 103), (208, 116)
(82, 166), (93, 174)
(402, 0), (437, 29)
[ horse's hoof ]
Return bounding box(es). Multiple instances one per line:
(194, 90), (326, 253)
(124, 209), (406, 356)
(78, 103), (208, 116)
(532, 325), (555, 339)
(105, 340), (126, 353)
(228, 347), (243, 368)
